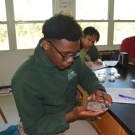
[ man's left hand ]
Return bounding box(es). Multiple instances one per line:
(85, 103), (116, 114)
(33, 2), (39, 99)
(88, 89), (112, 106)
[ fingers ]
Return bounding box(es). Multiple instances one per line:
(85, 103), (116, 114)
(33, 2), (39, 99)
(88, 90), (112, 106)
(71, 106), (108, 121)
(88, 90), (102, 104)
(96, 91), (112, 106)
(85, 62), (92, 68)
(94, 59), (103, 65)
(103, 93), (112, 106)
(81, 107), (108, 117)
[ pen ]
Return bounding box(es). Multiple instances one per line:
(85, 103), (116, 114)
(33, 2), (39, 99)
(119, 94), (135, 100)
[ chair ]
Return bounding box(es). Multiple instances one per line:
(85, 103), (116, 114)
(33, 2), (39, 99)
(0, 107), (8, 124)
(77, 84), (89, 106)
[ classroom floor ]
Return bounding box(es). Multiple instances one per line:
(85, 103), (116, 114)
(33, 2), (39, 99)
(0, 95), (19, 132)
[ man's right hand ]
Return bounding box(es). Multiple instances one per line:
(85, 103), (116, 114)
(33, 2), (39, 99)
(65, 106), (108, 123)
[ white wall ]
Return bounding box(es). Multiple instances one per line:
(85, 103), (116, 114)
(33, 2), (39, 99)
(0, 49), (34, 86)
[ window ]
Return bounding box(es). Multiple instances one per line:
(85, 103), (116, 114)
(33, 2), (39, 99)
(13, 0), (52, 49)
(0, 0), (9, 50)
(76, 0), (108, 20)
(76, 0), (135, 46)
(76, 0), (108, 45)
(113, 0), (135, 44)
(78, 22), (108, 45)
(1, 0), (135, 51)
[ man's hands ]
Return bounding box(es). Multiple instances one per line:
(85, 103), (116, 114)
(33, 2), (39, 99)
(65, 89), (112, 123)
(88, 89), (112, 106)
(65, 105), (108, 123)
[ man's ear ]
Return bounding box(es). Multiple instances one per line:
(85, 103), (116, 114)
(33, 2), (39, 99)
(42, 40), (50, 51)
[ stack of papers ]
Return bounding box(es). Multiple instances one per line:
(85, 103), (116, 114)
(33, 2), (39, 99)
(0, 88), (12, 96)
(89, 61), (118, 70)
(103, 61), (118, 66)
(106, 87), (135, 104)
(132, 79), (135, 83)
(89, 62), (107, 70)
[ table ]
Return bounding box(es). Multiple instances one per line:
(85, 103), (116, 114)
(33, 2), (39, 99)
(93, 64), (135, 135)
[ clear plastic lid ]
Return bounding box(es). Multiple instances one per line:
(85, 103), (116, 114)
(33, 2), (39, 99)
(88, 101), (106, 112)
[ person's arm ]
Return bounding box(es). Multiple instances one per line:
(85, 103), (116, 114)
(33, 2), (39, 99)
(11, 79), (69, 135)
(120, 38), (135, 64)
(129, 56), (135, 65)
(65, 104), (108, 123)
(76, 58), (105, 93)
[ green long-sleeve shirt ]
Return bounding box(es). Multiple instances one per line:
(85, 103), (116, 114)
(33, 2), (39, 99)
(11, 39), (105, 135)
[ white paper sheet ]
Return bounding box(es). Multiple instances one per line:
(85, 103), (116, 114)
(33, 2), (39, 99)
(132, 79), (135, 83)
(89, 62), (107, 70)
(106, 87), (135, 104)
(103, 61), (118, 66)
(128, 62), (134, 65)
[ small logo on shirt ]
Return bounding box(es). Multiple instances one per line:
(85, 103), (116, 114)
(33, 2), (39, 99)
(68, 69), (76, 81)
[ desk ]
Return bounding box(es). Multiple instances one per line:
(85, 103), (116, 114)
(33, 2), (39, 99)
(93, 64), (135, 135)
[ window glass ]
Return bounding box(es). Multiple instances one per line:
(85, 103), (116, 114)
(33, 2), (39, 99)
(113, 22), (135, 44)
(15, 23), (43, 49)
(0, 0), (7, 21)
(76, 0), (108, 20)
(78, 22), (108, 45)
(114, 0), (135, 20)
(0, 24), (9, 50)
(13, 0), (52, 21)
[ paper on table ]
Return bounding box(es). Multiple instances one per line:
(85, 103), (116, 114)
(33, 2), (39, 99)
(132, 79), (135, 83)
(103, 61), (118, 66)
(128, 62), (134, 65)
(89, 62), (107, 70)
(106, 87), (135, 104)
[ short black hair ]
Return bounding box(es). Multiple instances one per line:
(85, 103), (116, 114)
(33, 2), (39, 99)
(83, 27), (96, 36)
(42, 14), (82, 41)
(83, 26), (100, 42)
(95, 29), (100, 42)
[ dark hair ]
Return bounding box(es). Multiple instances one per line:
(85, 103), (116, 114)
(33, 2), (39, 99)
(42, 14), (82, 41)
(83, 26), (100, 42)
(95, 29), (100, 42)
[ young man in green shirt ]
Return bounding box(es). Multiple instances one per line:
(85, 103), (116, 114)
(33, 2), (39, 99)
(11, 14), (112, 135)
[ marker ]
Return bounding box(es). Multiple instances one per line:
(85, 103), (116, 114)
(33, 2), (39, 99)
(119, 94), (135, 100)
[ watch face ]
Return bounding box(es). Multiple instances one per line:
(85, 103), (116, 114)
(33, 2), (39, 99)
(88, 101), (106, 112)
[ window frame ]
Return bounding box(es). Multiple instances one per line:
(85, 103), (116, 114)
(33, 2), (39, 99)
(0, 0), (134, 52)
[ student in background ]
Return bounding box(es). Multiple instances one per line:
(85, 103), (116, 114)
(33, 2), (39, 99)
(80, 27), (102, 68)
(120, 36), (135, 65)
(11, 14), (112, 135)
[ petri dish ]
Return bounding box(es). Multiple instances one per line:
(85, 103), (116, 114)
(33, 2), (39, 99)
(98, 76), (105, 83)
(98, 74), (106, 79)
(109, 70), (115, 75)
(114, 73), (121, 79)
(108, 76), (115, 82)
(98, 71), (105, 75)
(88, 101), (106, 112)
